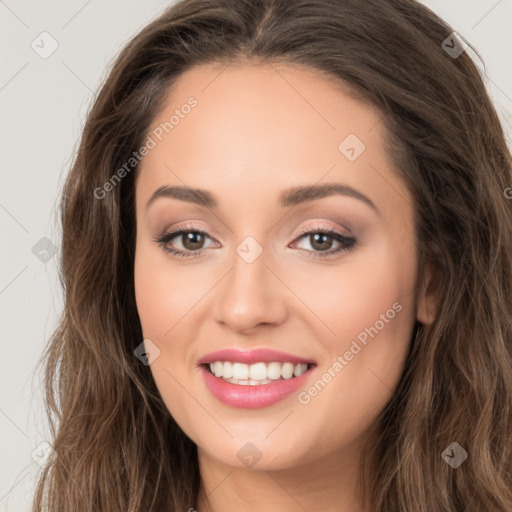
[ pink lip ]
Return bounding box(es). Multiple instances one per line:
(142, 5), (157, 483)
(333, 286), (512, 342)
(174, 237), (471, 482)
(199, 365), (316, 409)
(197, 348), (316, 366)
(197, 349), (317, 408)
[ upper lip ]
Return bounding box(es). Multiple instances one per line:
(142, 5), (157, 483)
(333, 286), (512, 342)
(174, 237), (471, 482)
(197, 348), (317, 366)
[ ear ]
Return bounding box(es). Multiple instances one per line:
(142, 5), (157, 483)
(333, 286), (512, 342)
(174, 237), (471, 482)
(416, 261), (439, 325)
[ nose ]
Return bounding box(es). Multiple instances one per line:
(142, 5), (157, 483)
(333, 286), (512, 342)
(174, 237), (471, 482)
(213, 244), (289, 334)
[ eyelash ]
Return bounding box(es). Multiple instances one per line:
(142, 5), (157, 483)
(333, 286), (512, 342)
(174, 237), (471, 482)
(152, 222), (357, 260)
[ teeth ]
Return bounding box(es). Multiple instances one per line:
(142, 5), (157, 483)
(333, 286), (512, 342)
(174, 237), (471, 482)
(282, 362), (294, 379)
(249, 362), (267, 380)
(213, 361), (223, 377)
(225, 378), (273, 385)
(293, 363), (304, 377)
(223, 361), (233, 378)
(267, 362), (282, 380)
(207, 361), (309, 382)
(233, 362), (249, 380)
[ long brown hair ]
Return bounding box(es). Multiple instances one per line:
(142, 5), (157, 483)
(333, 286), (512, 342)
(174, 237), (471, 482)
(32, 0), (512, 510)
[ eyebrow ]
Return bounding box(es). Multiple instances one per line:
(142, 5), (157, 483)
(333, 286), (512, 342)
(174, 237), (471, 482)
(145, 182), (379, 214)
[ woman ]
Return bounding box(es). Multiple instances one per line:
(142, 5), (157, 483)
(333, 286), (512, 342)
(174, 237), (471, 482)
(32, 0), (512, 510)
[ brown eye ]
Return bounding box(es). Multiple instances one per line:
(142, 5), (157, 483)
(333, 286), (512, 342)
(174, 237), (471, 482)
(291, 227), (356, 258)
(154, 227), (215, 259)
(180, 231), (206, 251)
(307, 232), (335, 251)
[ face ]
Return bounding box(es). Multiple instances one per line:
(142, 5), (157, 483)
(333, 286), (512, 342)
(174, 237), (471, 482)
(134, 62), (436, 472)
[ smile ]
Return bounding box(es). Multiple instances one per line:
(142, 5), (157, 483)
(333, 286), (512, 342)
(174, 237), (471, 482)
(197, 348), (317, 408)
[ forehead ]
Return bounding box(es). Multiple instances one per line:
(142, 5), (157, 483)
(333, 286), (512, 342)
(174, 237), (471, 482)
(135, 62), (410, 222)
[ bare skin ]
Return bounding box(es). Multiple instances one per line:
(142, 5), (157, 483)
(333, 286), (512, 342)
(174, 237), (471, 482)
(134, 61), (437, 512)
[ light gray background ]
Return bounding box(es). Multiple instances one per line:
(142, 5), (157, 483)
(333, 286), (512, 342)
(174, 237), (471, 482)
(1, 1), (511, 510)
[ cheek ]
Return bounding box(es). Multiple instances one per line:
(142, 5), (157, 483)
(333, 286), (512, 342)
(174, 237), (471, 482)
(134, 241), (201, 337)
(134, 241), (207, 396)
(296, 243), (416, 422)
(294, 240), (415, 347)
(134, 243), (197, 423)
(134, 246), (167, 337)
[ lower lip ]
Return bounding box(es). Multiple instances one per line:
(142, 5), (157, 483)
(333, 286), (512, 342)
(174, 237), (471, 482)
(200, 365), (315, 409)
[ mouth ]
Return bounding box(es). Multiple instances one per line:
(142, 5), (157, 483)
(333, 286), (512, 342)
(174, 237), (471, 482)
(197, 349), (317, 408)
